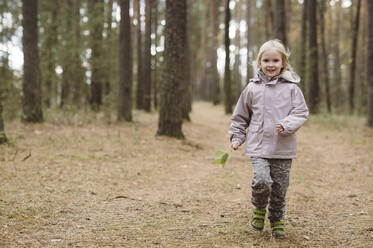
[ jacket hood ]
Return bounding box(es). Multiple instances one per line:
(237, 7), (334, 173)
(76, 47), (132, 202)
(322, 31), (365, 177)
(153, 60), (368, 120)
(250, 69), (301, 84)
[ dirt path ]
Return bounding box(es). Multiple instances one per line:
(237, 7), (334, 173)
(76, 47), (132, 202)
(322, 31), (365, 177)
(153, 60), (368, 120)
(0, 102), (372, 247)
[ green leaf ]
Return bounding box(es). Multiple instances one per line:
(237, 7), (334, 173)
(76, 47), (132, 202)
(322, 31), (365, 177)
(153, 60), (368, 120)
(213, 149), (229, 168)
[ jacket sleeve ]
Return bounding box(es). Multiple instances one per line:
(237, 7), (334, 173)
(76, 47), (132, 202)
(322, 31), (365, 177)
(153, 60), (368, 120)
(279, 85), (309, 134)
(228, 85), (252, 145)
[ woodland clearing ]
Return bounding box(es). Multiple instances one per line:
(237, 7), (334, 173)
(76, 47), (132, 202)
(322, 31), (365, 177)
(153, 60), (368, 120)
(0, 102), (372, 247)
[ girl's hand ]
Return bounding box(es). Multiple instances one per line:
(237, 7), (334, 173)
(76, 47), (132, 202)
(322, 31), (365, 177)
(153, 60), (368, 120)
(276, 124), (284, 134)
(231, 141), (240, 150)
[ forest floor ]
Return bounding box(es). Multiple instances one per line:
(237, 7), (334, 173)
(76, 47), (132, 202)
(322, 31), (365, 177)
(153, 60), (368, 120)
(0, 102), (372, 248)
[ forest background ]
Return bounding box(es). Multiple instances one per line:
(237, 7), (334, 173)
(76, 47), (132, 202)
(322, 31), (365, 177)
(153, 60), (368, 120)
(0, 0), (373, 138)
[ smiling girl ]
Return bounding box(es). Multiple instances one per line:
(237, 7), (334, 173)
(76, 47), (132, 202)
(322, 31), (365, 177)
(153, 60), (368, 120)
(229, 39), (309, 238)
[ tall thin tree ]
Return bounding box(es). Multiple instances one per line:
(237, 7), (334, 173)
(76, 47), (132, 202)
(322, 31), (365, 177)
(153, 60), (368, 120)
(348, 0), (362, 113)
(333, 0), (343, 110)
(182, 0), (192, 120)
(0, 99), (7, 144)
(152, 0), (159, 109)
(319, 0), (331, 113)
(89, 0), (105, 110)
(157, 0), (186, 138)
(368, 0), (373, 126)
(22, 0), (43, 122)
(210, 0), (220, 105)
(118, 0), (132, 121)
(234, 0), (242, 102)
(246, 0), (252, 80)
(143, 0), (152, 112)
(274, 0), (287, 45)
(299, 0), (308, 98)
(307, 0), (319, 114)
(135, 0), (144, 109)
(224, 0), (232, 114)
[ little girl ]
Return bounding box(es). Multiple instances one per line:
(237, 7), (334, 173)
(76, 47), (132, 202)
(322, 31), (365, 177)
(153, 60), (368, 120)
(229, 39), (309, 238)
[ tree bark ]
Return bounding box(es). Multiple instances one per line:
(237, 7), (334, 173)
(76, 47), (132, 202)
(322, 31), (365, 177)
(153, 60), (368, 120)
(264, 0), (274, 40)
(224, 0), (232, 114)
(72, 0), (85, 106)
(234, 0), (242, 102)
(333, 0), (343, 111)
(143, 0), (152, 112)
(89, 0), (105, 111)
(182, 0), (192, 120)
(307, 0), (319, 114)
(367, 0), (373, 126)
(246, 0), (252, 80)
(135, 0), (144, 109)
(61, 0), (74, 108)
(319, 0), (331, 113)
(157, 0), (186, 138)
(0, 98), (7, 144)
(210, 0), (220, 105)
(117, 0), (132, 121)
(42, 0), (58, 108)
(274, 0), (287, 45)
(299, 0), (308, 98)
(349, 0), (361, 113)
(22, 0), (43, 122)
(152, 0), (159, 109)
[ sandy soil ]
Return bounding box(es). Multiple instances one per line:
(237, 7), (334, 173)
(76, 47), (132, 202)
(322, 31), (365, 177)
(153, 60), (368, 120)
(0, 102), (372, 247)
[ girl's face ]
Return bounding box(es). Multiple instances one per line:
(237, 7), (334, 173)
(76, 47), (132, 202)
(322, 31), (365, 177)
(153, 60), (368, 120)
(259, 49), (283, 77)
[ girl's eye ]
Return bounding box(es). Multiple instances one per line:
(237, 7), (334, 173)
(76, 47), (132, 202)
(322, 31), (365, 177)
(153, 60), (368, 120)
(263, 59), (269, 62)
(274, 59), (279, 62)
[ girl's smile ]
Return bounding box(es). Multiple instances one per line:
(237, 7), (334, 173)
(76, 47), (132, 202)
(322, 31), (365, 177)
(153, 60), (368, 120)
(259, 49), (283, 78)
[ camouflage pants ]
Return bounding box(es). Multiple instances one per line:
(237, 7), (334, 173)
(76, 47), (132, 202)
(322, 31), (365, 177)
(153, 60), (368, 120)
(250, 157), (292, 222)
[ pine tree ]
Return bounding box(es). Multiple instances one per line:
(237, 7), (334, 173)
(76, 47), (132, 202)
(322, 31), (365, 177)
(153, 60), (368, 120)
(117, 0), (132, 121)
(22, 0), (43, 122)
(157, 0), (187, 138)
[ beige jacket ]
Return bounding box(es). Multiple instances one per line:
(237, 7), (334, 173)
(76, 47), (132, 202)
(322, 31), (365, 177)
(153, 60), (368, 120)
(229, 70), (309, 159)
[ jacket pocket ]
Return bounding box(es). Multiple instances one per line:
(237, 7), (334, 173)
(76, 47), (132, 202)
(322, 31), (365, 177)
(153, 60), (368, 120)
(274, 133), (295, 154)
(246, 123), (260, 151)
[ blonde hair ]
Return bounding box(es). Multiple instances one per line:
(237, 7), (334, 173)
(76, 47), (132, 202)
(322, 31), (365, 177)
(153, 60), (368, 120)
(256, 39), (293, 71)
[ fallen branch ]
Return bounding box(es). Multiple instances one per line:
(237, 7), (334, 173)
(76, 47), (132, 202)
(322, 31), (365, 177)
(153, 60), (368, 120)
(22, 150), (31, 161)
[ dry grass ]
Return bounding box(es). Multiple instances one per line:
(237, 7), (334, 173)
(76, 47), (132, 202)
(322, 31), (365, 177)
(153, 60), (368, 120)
(0, 102), (372, 247)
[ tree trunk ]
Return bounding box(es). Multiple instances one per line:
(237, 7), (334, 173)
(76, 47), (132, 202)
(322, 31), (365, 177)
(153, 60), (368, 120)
(89, 0), (105, 111)
(368, 0), (373, 126)
(211, 0), (220, 105)
(319, 0), (331, 113)
(0, 98), (7, 144)
(117, 0), (132, 121)
(198, 3), (208, 100)
(157, 0), (186, 138)
(224, 0), (232, 114)
(103, 0), (114, 97)
(264, 0), (274, 40)
(72, 0), (85, 106)
(22, 0), (43, 122)
(135, 0), (144, 109)
(349, 0), (361, 113)
(61, 0), (74, 108)
(246, 0), (252, 80)
(274, 0), (287, 45)
(234, 0), (242, 102)
(307, 0), (319, 114)
(333, 1), (343, 111)
(299, 0), (308, 98)
(143, 0), (152, 112)
(182, 0), (192, 120)
(42, 0), (58, 108)
(152, 0), (159, 109)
